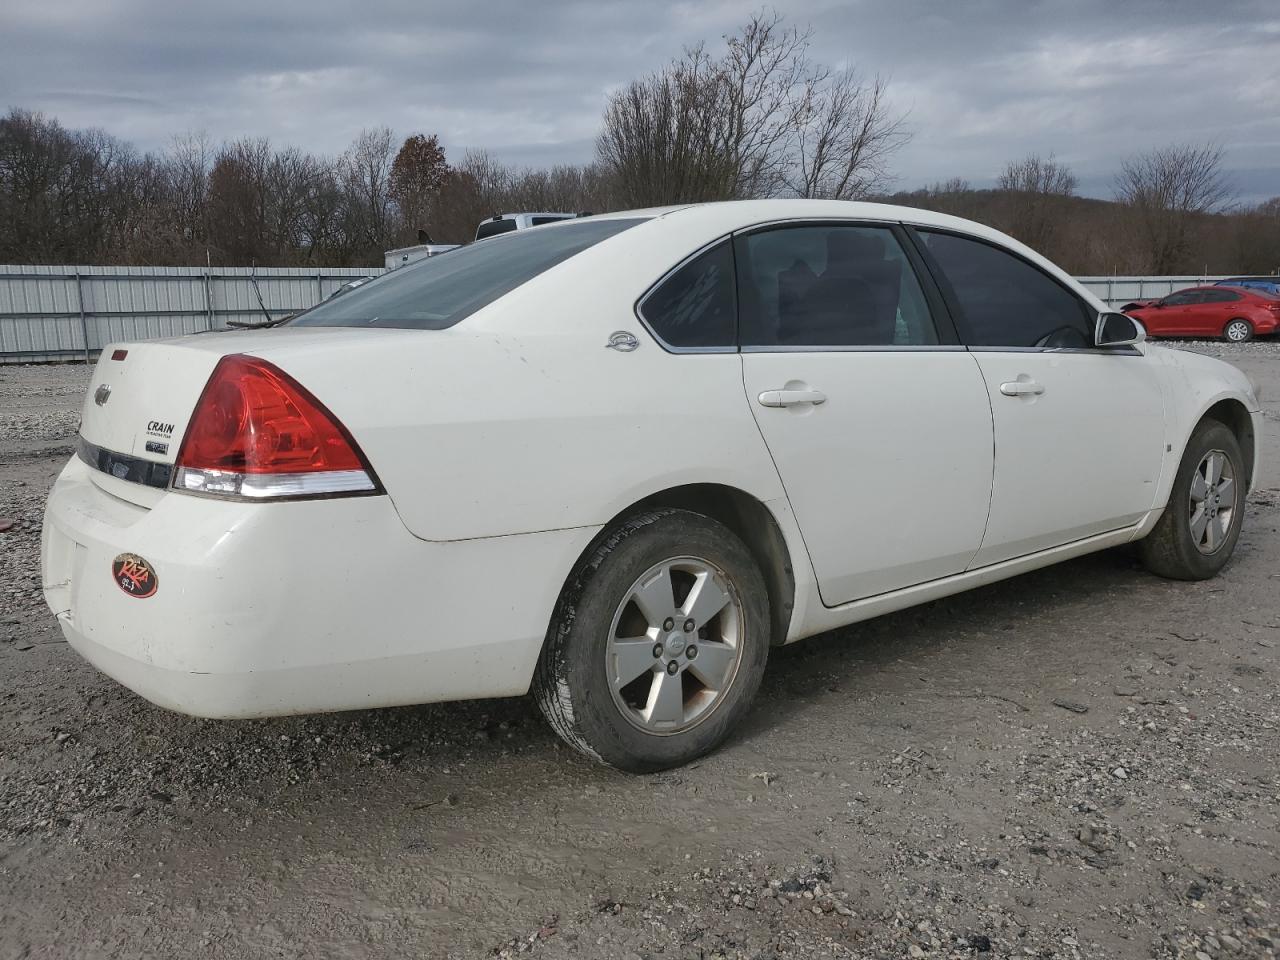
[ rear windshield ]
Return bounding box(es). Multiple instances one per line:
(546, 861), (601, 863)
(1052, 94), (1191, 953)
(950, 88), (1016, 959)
(475, 218), (519, 240)
(293, 218), (646, 330)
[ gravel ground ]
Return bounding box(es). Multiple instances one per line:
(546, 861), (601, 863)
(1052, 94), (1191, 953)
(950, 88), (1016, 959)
(1, 342), (1278, 960)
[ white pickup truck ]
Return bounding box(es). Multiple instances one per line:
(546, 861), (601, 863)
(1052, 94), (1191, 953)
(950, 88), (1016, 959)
(475, 212), (579, 241)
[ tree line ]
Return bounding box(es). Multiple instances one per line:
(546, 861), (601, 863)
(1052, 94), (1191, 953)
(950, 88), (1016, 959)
(1, 11), (1276, 275)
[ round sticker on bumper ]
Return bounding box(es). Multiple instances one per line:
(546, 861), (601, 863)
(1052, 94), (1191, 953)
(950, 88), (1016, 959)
(112, 553), (158, 598)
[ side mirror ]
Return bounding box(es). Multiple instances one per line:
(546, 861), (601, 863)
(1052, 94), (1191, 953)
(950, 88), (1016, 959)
(1095, 312), (1146, 347)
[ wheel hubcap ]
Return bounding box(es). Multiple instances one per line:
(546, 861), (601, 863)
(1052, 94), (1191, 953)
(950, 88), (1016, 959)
(606, 556), (744, 735)
(1188, 449), (1236, 555)
(1227, 322), (1248, 341)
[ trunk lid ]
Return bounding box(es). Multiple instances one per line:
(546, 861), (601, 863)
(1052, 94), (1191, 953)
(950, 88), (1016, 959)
(77, 328), (424, 507)
(78, 340), (223, 467)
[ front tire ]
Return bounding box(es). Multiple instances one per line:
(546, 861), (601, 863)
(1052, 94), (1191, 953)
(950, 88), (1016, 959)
(1224, 319), (1253, 342)
(534, 509), (770, 772)
(1138, 419), (1245, 580)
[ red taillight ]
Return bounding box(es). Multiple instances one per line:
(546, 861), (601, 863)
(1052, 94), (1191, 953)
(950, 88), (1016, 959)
(173, 354), (379, 499)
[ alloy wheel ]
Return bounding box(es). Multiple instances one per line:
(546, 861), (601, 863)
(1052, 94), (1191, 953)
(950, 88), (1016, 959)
(605, 556), (744, 735)
(1188, 449), (1236, 554)
(1225, 320), (1251, 342)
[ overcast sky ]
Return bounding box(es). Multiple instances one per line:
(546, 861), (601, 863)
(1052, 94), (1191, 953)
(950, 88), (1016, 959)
(3, 0), (1278, 202)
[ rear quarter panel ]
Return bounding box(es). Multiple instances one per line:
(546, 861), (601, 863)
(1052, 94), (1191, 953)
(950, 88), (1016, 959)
(251, 219), (789, 542)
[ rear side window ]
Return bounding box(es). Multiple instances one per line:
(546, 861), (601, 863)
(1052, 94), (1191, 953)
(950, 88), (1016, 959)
(293, 218), (645, 330)
(1203, 289), (1239, 302)
(737, 224), (938, 348)
(639, 241), (736, 349)
(919, 230), (1093, 348)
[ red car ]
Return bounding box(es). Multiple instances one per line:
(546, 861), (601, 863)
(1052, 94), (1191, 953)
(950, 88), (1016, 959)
(1123, 285), (1280, 342)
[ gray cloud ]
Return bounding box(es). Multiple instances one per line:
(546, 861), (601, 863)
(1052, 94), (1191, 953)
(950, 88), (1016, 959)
(2, 0), (1277, 201)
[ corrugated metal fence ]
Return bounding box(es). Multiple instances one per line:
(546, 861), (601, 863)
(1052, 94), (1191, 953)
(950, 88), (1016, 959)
(0, 265), (383, 363)
(0, 266), (1235, 364)
(1077, 276), (1232, 309)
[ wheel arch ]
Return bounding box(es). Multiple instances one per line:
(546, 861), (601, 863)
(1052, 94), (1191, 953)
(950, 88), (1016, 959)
(551, 483), (798, 649)
(1198, 398), (1256, 490)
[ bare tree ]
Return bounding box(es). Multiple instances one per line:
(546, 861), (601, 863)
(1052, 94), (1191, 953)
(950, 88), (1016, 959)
(206, 138), (272, 262)
(996, 153), (1077, 253)
(597, 10), (909, 207)
(1229, 196), (1280, 276)
(339, 126), (397, 258)
(718, 12), (812, 197)
(596, 49), (738, 206)
(997, 153), (1077, 196)
(1114, 143), (1230, 273)
(790, 72), (907, 199)
(165, 131), (213, 257)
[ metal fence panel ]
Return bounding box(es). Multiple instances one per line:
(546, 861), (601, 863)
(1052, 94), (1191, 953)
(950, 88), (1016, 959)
(0, 265), (380, 363)
(1076, 276), (1231, 307)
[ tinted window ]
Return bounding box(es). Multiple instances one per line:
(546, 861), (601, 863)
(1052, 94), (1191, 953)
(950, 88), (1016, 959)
(530, 216), (571, 226)
(737, 225), (938, 347)
(639, 241), (736, 348)
(1203, 289), (1240, 302)
(1162, 291), (1196, 305)
(920, 230), (1092, 348)
(475, 218), (518, 240)
(294, 218), (645, 330)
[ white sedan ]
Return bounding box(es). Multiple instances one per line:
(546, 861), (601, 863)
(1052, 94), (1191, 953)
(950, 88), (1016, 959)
(42, 200), (1263, 771)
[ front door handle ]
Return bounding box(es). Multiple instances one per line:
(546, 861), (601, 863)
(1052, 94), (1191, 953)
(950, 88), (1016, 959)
(758, 388), (827, 408)
(999, 379), (1045, 397)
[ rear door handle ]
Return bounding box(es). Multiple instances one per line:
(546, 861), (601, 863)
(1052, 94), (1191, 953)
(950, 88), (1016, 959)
(999, 379), (1045, 397)
(758, 388), (827, 408)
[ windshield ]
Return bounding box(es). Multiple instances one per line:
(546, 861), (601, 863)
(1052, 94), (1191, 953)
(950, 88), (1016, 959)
(293, 217), (646, 330)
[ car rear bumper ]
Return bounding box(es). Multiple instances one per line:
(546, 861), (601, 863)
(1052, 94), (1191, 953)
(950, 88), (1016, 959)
(42, 457), (598, 718)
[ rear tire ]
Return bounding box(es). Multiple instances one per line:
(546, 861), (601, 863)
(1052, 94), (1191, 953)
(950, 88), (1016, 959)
(534, 509), (770, 772)
(1138, 419), (1245, 580)
(1224, 319), (1253, 342)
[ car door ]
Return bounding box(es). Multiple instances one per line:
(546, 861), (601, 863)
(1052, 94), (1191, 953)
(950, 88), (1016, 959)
(1171, 290), (1212, 334)
(736, 222), (994, 606)
(1177, 289), (1223, 335)
(1146, 290), (1194, 335)
(912, 228), (1166, 567)
(1200, 288), (1239, 335)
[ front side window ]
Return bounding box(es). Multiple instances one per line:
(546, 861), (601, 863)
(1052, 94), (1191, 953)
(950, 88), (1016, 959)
(919, 230), (1093, 348)
(294, 218), (645, 330)
(1162, 290), (1200, 306)
(736, 224), (938, 348)
(639, 241), (736, 348)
